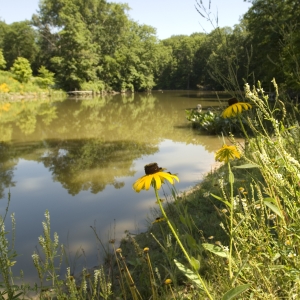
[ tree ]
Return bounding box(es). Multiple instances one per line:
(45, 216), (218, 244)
(10, 57), (32, 83)
(243, 0), (300, 90)
(2, 21), (39, 70)
(157, 34), (206, 89)
(33, 0), (162, 91)
(35, 65), (55, 88)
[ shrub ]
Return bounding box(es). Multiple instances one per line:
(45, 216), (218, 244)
(10, 57), (32, 83)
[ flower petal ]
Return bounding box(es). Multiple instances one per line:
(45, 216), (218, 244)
(144, 175), (153, 190)
(133, 177), (146, 192)
(154, 174), (162, 189)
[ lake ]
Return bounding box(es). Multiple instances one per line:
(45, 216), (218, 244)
(0, 90), (227, 284)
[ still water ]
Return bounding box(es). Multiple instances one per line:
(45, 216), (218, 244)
(0, 91), (227, 283)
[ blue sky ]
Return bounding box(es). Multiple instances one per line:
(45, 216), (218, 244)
(0, 0), (252, 39)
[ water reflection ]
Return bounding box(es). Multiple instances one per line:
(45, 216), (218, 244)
(41, 140), (158, 195)
(0, 91), (226, 283)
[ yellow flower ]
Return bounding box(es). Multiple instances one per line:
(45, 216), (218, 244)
(215, 144), (241, 163)
(133, 163), (179, 192)
(152, 217), (165, 224)
(164, 279), (172, 285)
(222, 98), (252, 118)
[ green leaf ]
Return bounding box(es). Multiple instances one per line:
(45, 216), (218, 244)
(264, 201), (283, 219)
(12, 292), (23, 299)
(264, 197), (276, 204)
(180, 215), (187, 225)
(272, 252), (281, 262)
(186, 234), (198, 250)
(174, 259), (203, 289)
(210, 193), (232, 208)
(222, 284), (251, 300)
(202, 243), (228, 258)
(191, 256), (200, 270)
(233, 163), (259, 169)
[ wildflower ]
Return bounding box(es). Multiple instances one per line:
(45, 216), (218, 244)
(238, 187), (245, 192)
(215, 144), (241, 163)
(116, 248), (122, 253)
(222, 245), (229, 252)
(274, 173), (283, 181)
(152, 217), (165, 224)
(143, 247), (149, 253)
(268, 214), (276, 220)
(133, 163), (179, 192)
(288, 252), (296, 258)
(222, 98), (252, 118)
(155, 199), (164, 204)
(203, 192), (210, 198)
(164, 279), (172, 285)
(254, 204), (261, 209)
(285, 240), (292, 246)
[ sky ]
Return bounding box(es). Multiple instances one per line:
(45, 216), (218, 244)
(0, 0), (252, 40)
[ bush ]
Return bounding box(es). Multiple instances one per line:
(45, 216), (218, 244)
(10, 57), (32, 83)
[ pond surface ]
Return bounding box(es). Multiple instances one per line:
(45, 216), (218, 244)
(0, 90), (228, 284)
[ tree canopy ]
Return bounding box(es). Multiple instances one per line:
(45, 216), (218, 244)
(0, 0), (299, 93)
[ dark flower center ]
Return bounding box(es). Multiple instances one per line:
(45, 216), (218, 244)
(144, 163), (162, 175)
(228, 97), (238, 106)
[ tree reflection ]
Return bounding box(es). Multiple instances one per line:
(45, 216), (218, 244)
(40, 139), (158, 195)
(0, 143), (16, 199)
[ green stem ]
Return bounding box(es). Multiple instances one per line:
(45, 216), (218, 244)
(238, 115), (249, 141)
(228, 162), (233, 280)
(154, 187), (214, 300)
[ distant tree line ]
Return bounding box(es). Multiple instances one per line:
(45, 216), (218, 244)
(0, 0), (299, 93)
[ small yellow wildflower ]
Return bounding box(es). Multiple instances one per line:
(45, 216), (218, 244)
(164, 279), (172, 285)
(152, 217), (165, 224)
(222, 97), (252, 118)
(215, 144), (241, 163)
(133, 163), (179, 192)
(143, 247), (149, 253)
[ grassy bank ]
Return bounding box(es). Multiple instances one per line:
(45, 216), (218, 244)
(0, 70), (66, 100)
(1, 80), (300, 299)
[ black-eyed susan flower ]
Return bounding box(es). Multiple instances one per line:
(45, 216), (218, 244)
(222, 97), (252, 118)
(133, 163), (179, 192)
(152, 217), (165, 224)
(215, 144), (241, 163)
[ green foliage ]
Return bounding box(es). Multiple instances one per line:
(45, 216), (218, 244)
(2, 21), (39, 70)
(10, 57), (32, 83)
(34, 65), (55, 88)
(185, 107), (252, 135)
(0, 49), (6, 70)
(80, 80), (105, 92)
